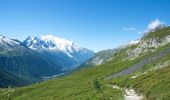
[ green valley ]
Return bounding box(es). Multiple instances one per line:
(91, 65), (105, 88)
(1, 27), (170, 100)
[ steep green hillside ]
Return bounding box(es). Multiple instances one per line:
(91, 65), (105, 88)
(1, 27), (170, 100)
(0, 36), (63, 87)
(130, 66), (170, 100)
(0, 69), (30, 87)
(110, 43), (170, 100)
(0, 62), (125, 100)
(0, 48), (62, 83)
(0, 44), (154, 100)
(143, 26), (170, 40)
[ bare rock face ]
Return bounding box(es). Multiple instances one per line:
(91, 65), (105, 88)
(128, 35), (170, 60)
(90, 57), (104, 66)
(82, 49), (118, 67)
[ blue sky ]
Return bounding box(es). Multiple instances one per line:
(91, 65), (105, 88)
(0, 0), (170, 52)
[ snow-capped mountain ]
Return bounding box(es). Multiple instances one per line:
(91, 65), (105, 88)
(0, 35), (22, 49)
(0, 35), (62, 84)
(24, 35), (89, 56)
(0, 34), (93, 85)
(25, 35), (74, 50)
(23, 35), (94, 70)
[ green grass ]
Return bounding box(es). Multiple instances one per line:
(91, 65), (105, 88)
(0, 60), (127, 100)
(1, 27), (170, 100)
(110, 65), (170, 100)
(0, 43), (160, 100)
(128, 66), (170, 100)
(1, 43), (170, 100)
(0, 45), (139, 100)
(110, 43), (170, 100)
(142, 26), (170, 40)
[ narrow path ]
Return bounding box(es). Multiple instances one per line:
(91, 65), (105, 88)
(111, 85), (143, 100)
(124, 89), (143, 100)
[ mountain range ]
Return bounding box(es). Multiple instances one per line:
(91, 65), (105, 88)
(23, 35), (94, 71)
(2, 24), (170, 100)
(0, 23), (170, 100)
(0, 35), (94, 87)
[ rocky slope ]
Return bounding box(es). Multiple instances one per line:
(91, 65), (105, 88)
(105, 26), (170, 79)
(128, 27), (170, 60)
(82, 40), (140, 67)
(81, 49), (118, 66)
(1, 25), (170, 100)
(86, 25), (170, 68)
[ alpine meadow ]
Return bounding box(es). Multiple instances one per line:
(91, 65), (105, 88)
(0, 0), (170, 100)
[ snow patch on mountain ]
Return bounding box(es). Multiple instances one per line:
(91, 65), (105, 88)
(23, 35), (88, 57)
(23, 35), (94, 70)
(0, 35), (20, 45)
(0, 35), (24, 51)
(40, 35), (75, 51)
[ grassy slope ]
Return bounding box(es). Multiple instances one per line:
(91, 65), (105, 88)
(0, 44), (150, 100)
(0, 65), (124, 100)
(1, 27), (170, 100)
(2, 43), (170, 100)
(0, 45), (139, 100)
(129, 66), (170, 100)
(110, 43), (170, 100)
(142, 26), (170, 40)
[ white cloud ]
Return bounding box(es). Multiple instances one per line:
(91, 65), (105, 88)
(137, 31), (143, 35)
(123, 19), (166, 36)
(123, 27), (136, 31)
(146, 19), (165, 32)
(136, 19), (166, 35)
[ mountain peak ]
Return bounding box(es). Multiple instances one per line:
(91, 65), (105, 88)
(41, 35), (73, 44)
(23, 35), (89, 53)
(0, 35), (21, 48)
(40, 35), (74, 50)
(23, 35), (94, 70)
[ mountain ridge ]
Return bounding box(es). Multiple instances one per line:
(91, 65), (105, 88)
(0, 34), (94, 87)
(1, 26), (170, 99)
(23, 35), (94, 70)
